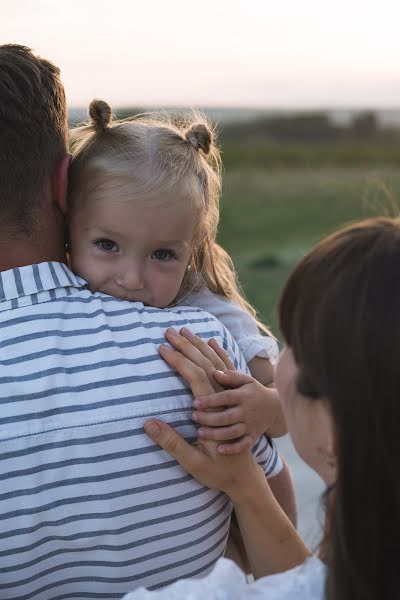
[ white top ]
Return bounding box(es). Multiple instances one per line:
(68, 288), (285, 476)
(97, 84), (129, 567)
(184, 286), (279, 364)
(123, 556), (326, 599)
(0, 262), (281, 599)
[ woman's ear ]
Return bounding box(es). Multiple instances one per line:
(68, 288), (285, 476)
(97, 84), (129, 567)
(315, 400), (337, 485)
(52, 154), (71, 216)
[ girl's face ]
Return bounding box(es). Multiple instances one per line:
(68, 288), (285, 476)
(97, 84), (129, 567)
(68, 183), (196, 308)
(275, 347), (337, 486)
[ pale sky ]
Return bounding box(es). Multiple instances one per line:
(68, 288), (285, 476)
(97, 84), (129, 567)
(2, 0), (400, 108)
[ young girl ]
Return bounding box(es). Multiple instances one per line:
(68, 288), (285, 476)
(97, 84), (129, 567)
(67, 99), (286, 444)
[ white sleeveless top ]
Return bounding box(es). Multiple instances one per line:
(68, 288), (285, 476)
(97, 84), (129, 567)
(123, 556), (326, 599)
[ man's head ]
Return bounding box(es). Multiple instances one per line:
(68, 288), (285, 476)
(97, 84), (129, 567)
(0, 44), (68, 236)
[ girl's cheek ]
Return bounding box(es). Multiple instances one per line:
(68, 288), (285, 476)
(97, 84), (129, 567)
(72, 252), (106, 287)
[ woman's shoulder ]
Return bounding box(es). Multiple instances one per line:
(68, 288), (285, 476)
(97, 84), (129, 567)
(122, 557), (326, 600)
(251, 556), (326, 599)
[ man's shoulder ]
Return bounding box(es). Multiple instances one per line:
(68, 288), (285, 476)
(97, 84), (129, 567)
(68, 291), (226, 335)
(167, 304), (230, 336)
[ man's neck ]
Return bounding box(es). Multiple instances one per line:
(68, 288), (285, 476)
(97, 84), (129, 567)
(0, 238), (67, 272)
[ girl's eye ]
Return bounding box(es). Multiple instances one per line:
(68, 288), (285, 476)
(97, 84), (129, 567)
(151, 249), (176, 261)
(96, 239), (119, 252)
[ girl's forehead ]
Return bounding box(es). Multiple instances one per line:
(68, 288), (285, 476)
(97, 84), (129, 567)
(82, 191), (197, 242)
(85, 171), (201, 210)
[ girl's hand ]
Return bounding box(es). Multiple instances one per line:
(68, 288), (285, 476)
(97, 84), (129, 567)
(162, 329), (285, 454)
(193, 371), (287, 454)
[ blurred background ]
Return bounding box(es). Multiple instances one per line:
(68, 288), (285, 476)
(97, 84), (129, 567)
(4, 0), (400, 544)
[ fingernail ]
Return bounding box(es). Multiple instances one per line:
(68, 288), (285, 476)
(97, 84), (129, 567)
(192, 412), (199, 422)
(167, 327), (179, 336)
(218, 446), (227, 454)
(193, 399), (202, 409)
(144, 422), (161, 438)
(159, 343), (172, 353)
(181, 327), (194, 338)
(197, 429), (205, 438)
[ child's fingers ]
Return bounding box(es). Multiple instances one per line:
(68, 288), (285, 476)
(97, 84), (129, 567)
(193, 389), (242, 410)
(192, 407), (242, 427)
(198, 423), (247, 441)
(213, 369), (254, 388)
(218, 436), (253, 455)
(207, 338), (235, 370)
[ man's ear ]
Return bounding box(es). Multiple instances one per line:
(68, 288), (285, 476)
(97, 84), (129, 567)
(52, 154), (71, 216)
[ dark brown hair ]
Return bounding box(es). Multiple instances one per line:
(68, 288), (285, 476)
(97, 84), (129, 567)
(0, 44), (67, 233)
(278, 217), (400, 599)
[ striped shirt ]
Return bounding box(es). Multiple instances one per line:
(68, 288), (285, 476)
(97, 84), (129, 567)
(0, 261), (281, 600)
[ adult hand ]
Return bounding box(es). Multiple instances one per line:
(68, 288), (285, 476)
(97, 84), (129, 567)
(147, 328), (310, 579)
(160, 327), (234, 395)
(144, 418), (263, 502)
(147, 326), (263, 498)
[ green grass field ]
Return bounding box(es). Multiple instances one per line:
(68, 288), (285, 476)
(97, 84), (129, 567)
(221, 140), (400, 168)
(218, 167), (400, 335)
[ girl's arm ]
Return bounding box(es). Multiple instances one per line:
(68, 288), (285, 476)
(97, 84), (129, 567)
(249, 356), (288, 438)
(183, 285), (279, 368)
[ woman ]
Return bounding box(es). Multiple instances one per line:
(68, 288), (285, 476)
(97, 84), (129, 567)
(124, 217), (400, 599)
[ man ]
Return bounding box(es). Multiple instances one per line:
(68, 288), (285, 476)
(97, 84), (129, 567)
(0, 45), (286, 599)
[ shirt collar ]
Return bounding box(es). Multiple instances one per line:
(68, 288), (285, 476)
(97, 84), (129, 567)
(0, 262), (87, 303)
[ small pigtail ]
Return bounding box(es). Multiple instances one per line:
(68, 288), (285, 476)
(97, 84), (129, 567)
(185, 123), (213, 155)
(89, 99), (112, 132)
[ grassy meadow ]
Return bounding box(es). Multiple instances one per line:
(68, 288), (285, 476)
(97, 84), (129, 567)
(218, 165), (400, 335)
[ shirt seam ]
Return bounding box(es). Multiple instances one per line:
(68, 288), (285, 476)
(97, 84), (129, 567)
(0, 407), (193, 443)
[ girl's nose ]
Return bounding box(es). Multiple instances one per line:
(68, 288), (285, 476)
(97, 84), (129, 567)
(116, 265), (144, 291)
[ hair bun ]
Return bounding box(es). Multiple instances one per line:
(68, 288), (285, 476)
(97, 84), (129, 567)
(185, 123), (212, 155)
(89, 99), (112, 131)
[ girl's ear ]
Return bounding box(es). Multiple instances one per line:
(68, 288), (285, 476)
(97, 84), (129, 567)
(52, 154), (71, 216)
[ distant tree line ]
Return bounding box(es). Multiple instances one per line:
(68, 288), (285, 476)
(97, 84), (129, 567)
(219, 111), (400, 144)
(69, 108), (400, 146)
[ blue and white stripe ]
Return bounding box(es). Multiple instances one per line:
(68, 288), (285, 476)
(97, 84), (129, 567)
(0, 262), (281, 599)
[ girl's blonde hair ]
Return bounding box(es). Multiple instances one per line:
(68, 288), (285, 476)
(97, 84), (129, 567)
(68, 99), (272, 335)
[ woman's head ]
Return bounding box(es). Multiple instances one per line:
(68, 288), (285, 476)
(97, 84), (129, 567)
(67, 100), (221, 306)
(277, 216), (400, 599)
